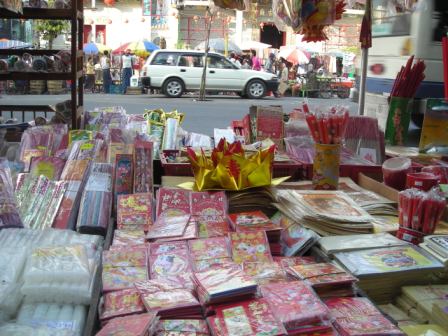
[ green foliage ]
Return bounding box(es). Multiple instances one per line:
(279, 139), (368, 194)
(35, 20), (69, 48)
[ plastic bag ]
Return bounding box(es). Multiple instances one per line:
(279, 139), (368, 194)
(0, 158), (23, 229)
(24, 245), (91, 284)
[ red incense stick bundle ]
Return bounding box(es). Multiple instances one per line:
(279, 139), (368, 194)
(304, 106), (349, 145)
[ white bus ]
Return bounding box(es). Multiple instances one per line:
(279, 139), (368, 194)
(367, 0), (448, 124)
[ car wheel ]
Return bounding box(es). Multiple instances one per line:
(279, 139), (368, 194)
(246, 80), (266, 99)
(163, 78), (184, 98)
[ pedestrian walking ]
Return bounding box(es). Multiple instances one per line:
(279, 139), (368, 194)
(85, 57), (95, 93)
(251, 50), (261, 71)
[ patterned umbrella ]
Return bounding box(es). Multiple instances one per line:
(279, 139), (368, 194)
(278, 47), (311, 65)
(0, 39), (32, 49)
(83, 42), (111, 55)
(112, 39), (160, 57)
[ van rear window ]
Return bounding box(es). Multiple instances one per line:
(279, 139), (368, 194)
(151, 53), (179, 66)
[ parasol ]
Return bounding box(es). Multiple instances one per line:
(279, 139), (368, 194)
(278, 46), (311, 65)
(83, 42), (111, 55)
(113, 39), (160, 57)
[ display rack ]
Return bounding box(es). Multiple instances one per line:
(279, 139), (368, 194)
(0, 1), (84, 128)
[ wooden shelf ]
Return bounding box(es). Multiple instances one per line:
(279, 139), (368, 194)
(0, 2), (84, 128)
(0, 72), (72, 80)
(0, 49), (69, 56)
(0, 8), (82, 19)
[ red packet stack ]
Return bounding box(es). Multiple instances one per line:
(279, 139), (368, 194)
(156, 187), (191, 217)
(117, 193), (153, 231)
(192, 266), (258, 305)
(155, 319), (209, 335)
(287, 263), (357, 298)
(274, 256), (317, 268)
(135, 279), (202, 319)
(96, 312), (158, 336)
(207, 298), (287, 336)
(102, 247), (149, 292)
(197, 216), (232, 239)
(192, 191), (231, 238)
(147, 214), (191, 241)
(150, 241), (189, 256)
(229, 231), (273, 264)
(261, 281), (332, 335)
(325, 297), (405, 336)
(157, 217), (198, 242)
(242, 262), (287, 285)
(148, 241), (192, 280)
(99, 288), (145, 322)
(111, 230), (146, 247)
(188, 237), (234, 272)
(191, 191), (227, 217)
(229, 210), (282, 242)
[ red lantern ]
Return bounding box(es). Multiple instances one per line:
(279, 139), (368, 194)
(193, 15), (199, 23)
(104, 0), (114, 6)
(156, 15), (160, 20)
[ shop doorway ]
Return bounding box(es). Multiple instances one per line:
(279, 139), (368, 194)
(83, 25), (92, 44)
(95, 25), (106, 44)
(260, 24), (285, 49)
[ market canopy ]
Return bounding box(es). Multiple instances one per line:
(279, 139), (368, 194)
(195, 38), (242, 55)
(83, 42), (111, 55)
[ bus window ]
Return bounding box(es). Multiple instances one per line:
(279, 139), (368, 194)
(372, 0), (412, 37)
(433, 0), (448, 41)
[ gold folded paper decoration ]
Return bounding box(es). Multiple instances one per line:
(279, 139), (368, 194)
(187, 139), (275, 191)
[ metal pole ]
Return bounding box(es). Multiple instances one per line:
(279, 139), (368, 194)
(358, 47), (368, 115)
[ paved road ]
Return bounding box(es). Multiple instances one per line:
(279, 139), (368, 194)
(1, 93), (359, 135)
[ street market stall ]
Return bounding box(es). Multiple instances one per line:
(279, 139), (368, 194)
(1, 1), (448, 336)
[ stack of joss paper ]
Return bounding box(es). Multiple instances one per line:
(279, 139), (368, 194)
(275, 190), (374, 236)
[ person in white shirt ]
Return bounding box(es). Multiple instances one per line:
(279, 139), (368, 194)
(100, 50), (111, 93)
(121, 49), (134, 94)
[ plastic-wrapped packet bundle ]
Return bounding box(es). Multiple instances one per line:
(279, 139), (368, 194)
(0, 158), (23, 229)
(0, 282), (24, 319)
(77, 163), (113, 236)
(16, 175), (68, 230)
(0, 228), (103, 252)
(56, 139), (103, 230)
(21, 245), (94, 304)
(0, 323), (75, 336)
(0, 247), (28, 283)
(15, 302), (86, 336)
(19, 126), (54, 171)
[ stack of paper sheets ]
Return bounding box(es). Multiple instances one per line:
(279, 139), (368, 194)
(334, 246), (445, 303)
(318, 233), (408, 255)
(275, 190), (374, 236)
